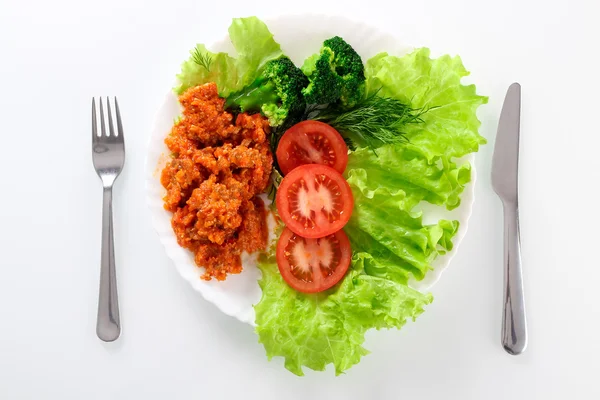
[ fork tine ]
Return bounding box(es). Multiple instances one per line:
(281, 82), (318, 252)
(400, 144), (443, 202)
(114, 97), (124, 140)
(99, 97), (107, 137)
(106, 97), (116, 137)
(92, 98), (99, 143)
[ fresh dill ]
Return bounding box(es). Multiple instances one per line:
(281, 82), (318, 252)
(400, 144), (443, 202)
(310, 91), (430, 149)
(192, 47), (213, 71)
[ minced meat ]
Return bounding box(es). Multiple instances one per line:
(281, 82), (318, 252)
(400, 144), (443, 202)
(160, 82), (272, 280)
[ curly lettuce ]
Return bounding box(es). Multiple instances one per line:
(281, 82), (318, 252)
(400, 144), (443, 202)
(344, 172), (460, 283)
(365, 48), (488, 161)
(346, 144), (472, 211)
(175, 17), (283, 96)
(255, 250), (433, 376)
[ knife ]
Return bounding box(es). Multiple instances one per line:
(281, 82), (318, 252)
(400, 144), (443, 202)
(491, 82), (527, 355)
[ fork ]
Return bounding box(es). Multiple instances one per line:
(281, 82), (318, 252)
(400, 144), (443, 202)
(92, 97), (125, 342)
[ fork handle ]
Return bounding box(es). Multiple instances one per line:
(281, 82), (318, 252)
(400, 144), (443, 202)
(501, 202), (527, 355)
(97, 186), (121, 342)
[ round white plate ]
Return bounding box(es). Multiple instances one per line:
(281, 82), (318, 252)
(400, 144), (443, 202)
(145, 14), (476, 325)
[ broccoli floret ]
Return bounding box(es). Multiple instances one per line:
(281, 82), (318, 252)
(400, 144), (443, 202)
(224, 57), (308, 127)
(301, 48), (342, 105)
(301, 36), (366, 108)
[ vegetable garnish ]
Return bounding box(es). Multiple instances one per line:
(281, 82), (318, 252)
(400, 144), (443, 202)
(309, 91), (429, 150)
(224, 56), (308, 127)
(301, 36), (366, 107)
(176, 17), (283, 97)
(255, 251), (433, 376)
(365, 49), (488, 161)
(192, 47), (213, 71)
(275, 164), (354, 239)
(276, 227), (352, 294)
(171, 16), (488, 376)
(275, 120), (348, 175)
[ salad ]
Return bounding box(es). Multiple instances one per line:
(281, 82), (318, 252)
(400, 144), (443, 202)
(162, 16), (487, 376)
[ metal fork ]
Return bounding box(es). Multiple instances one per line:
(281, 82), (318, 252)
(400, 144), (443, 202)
(92, 97), (125, 342)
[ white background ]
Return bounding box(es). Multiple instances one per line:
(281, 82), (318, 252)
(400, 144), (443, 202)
(0, 0), (598, 399)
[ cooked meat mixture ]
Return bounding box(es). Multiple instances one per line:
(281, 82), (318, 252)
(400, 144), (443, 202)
(160, 82), (272, 280)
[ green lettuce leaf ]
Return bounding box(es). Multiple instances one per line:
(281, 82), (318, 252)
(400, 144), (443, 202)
(344, 168), (459, 282)
(254, 250), (433, 376)
(175, 17), (283, 96)
(228, 17), (283, 88)
(175, 44), (240, 97)
(345, 144), (472, 211)
(365, 48), (488, 161)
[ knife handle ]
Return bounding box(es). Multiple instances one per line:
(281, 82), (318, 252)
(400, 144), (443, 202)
(501, 202), (527, 355)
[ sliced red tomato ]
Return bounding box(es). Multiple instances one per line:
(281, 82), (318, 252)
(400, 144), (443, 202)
(276, 227), (352, 293)
(276, 120), (348, 175)
(276, 164), (354, 238)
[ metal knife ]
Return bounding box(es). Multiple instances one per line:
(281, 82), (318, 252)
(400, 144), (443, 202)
(491, 82), (527, 355)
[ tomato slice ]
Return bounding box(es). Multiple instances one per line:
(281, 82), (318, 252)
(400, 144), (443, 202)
(276, 120), (348, 175)
(276, 227), (352, 293)
(276, 164), (354, 238)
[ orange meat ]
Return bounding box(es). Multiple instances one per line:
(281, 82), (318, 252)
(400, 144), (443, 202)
(160, 82), (272, 280)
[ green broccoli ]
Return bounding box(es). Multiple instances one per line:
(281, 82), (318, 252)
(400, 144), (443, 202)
(301, 36), (366, 108)
(224, 57), (308, 127)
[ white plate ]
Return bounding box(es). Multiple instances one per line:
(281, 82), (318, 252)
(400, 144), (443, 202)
(145, 14), (476, 325)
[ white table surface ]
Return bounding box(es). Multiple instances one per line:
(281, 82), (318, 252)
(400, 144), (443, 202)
(1, 0), (598, 398)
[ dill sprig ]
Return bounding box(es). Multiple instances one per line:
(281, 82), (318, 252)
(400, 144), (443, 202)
(310, 91), (430, 149)
(192, 47), (213, 71)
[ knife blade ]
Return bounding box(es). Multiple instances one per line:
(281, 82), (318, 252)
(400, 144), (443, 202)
(491, 82), (527, 355)
(492, 82), (521, 201)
